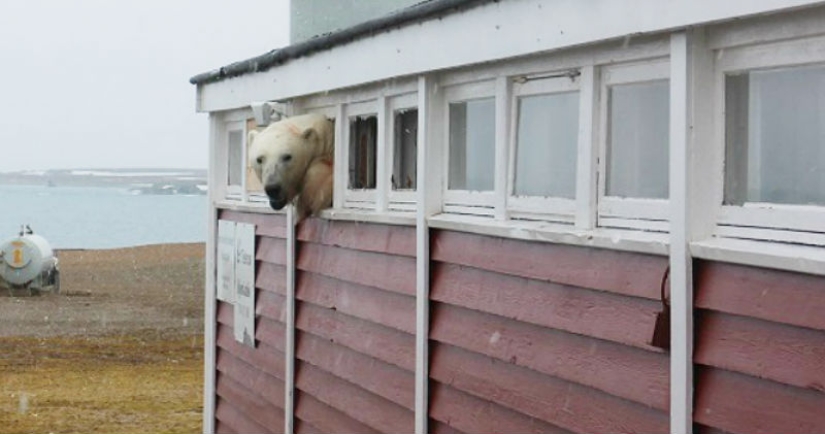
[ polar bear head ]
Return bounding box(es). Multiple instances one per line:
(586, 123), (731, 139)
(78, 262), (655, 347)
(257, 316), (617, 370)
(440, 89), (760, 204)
(248, 113), (334, 212)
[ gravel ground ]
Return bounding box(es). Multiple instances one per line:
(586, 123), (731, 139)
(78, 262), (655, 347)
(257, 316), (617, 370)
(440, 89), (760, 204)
(0, 243), (205, 434)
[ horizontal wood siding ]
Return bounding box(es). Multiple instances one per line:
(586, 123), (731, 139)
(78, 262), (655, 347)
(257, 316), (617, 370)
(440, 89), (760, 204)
(294, 218), (416, 434)
(215, 210), (287, 434)
(694, 260), (825, 434)
(429, 229), (669, 434)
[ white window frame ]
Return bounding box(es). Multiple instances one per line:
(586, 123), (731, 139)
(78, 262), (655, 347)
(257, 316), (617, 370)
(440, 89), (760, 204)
(714, 35), (825, 246)
(387, 92), (419, 213)
(442, 80), (497, 217)
(343, 100), (380, 210)
(598, 59), (671, 232)
(507, 73), (581, 224)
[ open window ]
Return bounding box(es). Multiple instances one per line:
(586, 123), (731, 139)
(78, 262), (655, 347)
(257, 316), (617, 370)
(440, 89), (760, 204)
(388, 93), (418, 212)
(508, 73), (581, 222)
(717, 38), (825, 246)
(225, 120), (245, 200)
(344, 100), (378, 209)
(598, 60), (670, 231)
(443, 81), (496, 216)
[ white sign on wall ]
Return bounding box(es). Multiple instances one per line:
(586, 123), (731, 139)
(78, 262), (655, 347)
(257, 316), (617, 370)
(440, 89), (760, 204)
(233, 222), (256, 347)
(216, 220), (236, 303)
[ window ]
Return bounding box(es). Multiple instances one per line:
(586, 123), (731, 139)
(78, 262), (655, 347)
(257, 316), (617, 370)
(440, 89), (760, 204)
(725, 64), (825, 206)
(225, 121), (245, 199)
(508, 74), (581, 222)
(245, 118), (264, 197)
(598, 60), (670, 231)
(348, 115), (378, 189)
(393, 109), (417, 191)
(606, 81), (669, 199)
(716, 36), (825, 245)
(448, 98), (495, 191)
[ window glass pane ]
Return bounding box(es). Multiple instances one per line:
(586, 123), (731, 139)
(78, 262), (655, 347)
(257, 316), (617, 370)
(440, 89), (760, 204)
(514, 91), (579, 198)
(227, 130), (243, 187)
(449, 98), (495, 191)
(393, 109), (417, 191)
(725, 64), (825, 206)
(349, 116), (378, 189)
(245, 119), (263, 193)
(606, 80), (669, 199)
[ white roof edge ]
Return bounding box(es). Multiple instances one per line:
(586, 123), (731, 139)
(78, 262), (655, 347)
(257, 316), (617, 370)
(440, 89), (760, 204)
(195, 0), (823, 112)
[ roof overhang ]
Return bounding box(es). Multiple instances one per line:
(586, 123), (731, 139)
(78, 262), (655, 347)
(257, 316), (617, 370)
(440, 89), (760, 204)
(192, 0), (825, 113)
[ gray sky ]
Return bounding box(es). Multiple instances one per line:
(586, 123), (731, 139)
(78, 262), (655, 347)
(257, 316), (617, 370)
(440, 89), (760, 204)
(0, 0), (289, 172)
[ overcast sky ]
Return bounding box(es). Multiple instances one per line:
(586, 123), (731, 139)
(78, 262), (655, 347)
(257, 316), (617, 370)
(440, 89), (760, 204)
(0, 0), (290, 172)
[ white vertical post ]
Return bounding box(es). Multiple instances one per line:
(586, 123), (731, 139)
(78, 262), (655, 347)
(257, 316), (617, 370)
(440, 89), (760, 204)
(284, 206), (297, 434)
(575, 65), (598, 230)
(376, 95), (390, 212)
(333, 104), (346, 209)
(669, 31), (694, 434)
(494, 76), (511, 220)
(415, 74), (442, 434)
(203, 114), (220, 434)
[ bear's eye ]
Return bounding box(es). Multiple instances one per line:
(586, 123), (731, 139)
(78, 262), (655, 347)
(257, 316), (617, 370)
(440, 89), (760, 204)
(281, 154), (292, 163)
(256, 156), (264, 165)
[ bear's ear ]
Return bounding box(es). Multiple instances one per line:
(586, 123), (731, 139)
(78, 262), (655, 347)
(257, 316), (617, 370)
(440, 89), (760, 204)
(248, 130), (259, 145)
(302, 127), (317, 141)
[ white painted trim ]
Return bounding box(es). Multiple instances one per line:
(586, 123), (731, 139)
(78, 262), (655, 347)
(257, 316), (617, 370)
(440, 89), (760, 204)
(719, 204), (825, 234)
(599, 197), (670, 221)
(494, 76), (511, 220)
(414, 75), (440, 434)
(692, 237), (825, 276)
(707, 4), (825, 49)
(203, 114), (220, 434)
(284, 205), (296, 434)
(669, 31), (693, 434)
(427, 213), (669, 256)
(575, 65), (598, 230)
(333, 104), (346, 209)
(196, 0), (821, 112)
(318, 208), (416, 226)
(716, 224), (825, 246)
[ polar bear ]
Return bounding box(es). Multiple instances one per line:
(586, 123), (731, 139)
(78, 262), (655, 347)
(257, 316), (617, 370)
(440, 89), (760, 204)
(248, 113), (334, 220)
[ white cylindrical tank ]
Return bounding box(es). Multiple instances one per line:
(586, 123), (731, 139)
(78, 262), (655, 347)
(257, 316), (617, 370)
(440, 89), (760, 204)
(0, 232), (57, 287)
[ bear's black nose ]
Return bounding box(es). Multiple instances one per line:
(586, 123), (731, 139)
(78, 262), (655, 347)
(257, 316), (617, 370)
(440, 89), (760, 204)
(265, 184), (282, 199)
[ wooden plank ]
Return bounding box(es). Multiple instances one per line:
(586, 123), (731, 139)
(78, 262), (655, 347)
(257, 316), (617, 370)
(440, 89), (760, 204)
(297, 243), (416, 296)
(257, 316), (287, 353)
(695, 311), (825, 391)
(257, 236), (287, 266)
(257, 289), (286, 323)
(431, 230), (667, 300)
(695, 260), (825, 331)
(216, 350), (285, 410)
(297, 271), (416, 334)
(297, 330), (415, 410)
(216, 374), (285, 432)
(295, 361), (415, 434)
(215, 397), (272, 434)
(431, 342), (669, 433)
(256, 262), (287, 295)
(428, 420), (466, 434)
(429, 302), (669, 410)
(296, 302), (416, 372)
(431, 262), (661, 349)
(295, 390), (382, 434)
(294, 420), (322, 434)
(220, 209), (287, 238)
(215, 420), (238, 434)
(297, 218), (416, 257)
(694, 367), (825, 434)
(217, 326), (285, 381)
(428, 382), (574, 434)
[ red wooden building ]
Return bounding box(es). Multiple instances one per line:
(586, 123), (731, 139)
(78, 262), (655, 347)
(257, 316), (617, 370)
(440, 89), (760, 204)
(190, 1), (825, 433)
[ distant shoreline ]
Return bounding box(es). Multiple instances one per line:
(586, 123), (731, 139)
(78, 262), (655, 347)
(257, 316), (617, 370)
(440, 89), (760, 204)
(0, 168), (207, 194)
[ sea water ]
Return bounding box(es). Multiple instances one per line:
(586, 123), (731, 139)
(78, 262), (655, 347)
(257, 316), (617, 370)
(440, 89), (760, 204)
(0, 185), (207, 249)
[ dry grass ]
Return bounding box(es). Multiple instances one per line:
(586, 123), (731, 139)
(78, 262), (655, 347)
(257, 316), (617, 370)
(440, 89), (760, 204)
(0, 244), (205, 433)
